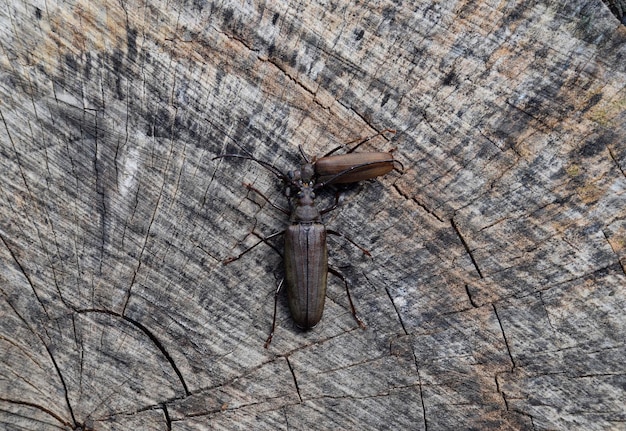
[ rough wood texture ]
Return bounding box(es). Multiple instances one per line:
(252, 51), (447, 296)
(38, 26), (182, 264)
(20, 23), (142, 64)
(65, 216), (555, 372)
(602, 0), (626, 23)
(1, 1), (625, 430)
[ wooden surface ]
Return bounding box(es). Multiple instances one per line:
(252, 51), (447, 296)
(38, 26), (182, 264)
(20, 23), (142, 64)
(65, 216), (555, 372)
(1, 1), (625, 430)
(602, 0), (626, 23)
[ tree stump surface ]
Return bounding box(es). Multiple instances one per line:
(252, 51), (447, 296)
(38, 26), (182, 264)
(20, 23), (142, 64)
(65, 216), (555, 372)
(1, 1), (625, 430)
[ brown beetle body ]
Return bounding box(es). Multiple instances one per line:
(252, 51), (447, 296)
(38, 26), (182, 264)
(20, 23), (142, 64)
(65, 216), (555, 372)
(314, 152), (395, 184)
(284, 222), (328, 328)
(282, 179), (328, 328)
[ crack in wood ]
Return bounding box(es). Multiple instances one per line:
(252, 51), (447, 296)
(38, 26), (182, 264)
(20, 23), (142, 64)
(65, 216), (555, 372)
(538, 292), (557, 334)
(492, 304), (516, 370)
(43, 343), (78, 427)
(410, 349), (428, 431)
(601, 228), (626, 276)
(302, 382), (426, 401)
(0, 233), (44, 311)
(494, 374), (540, 430)
(385, 287), (408, 335)
(217, 25), (331, 115)
(450, 218), (484, 278)
(391, 182), (445, 223)
(503, 99), (551, 134)
(77, 309), (190, 396)
(92, 114), (107, 276)
(607, 146), (626, 178)
(465, 284), (478, 308)
(520, 263), (622, 296)
(285, 356), (302, 403)
(494, 373), (506, 409)
(282, 404), (292, 430)
(161, 402), (172, 431)
(0, 397), (72, 428)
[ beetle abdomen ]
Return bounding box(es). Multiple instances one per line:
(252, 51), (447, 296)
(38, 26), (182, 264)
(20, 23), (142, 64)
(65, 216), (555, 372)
(284, 223), (328, 329)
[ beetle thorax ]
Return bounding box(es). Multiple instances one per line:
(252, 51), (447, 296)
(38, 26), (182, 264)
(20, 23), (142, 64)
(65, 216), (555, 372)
(291, 182), (321, 223)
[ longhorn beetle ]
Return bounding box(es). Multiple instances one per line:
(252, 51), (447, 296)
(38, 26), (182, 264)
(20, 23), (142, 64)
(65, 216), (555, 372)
(312, 128), (402, 184)
(214, 130), (400, 346)
(220, 129), (402, 194)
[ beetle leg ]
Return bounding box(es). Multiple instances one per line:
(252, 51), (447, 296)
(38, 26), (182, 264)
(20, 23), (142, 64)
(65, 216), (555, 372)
(320, 189), (344, 214)
(392, 158), (405, 173)
(327, 229), (371, 257)
(297, 145), (311, 163)
(320, 128), (397, 158)
(328, 267), (366, 329)
(223, 230), (284, 264)
(264, 279), (285, 348)
(243, 183), (289, 215)
(320, 144), (344, 157)
(344, 128), (396, 153)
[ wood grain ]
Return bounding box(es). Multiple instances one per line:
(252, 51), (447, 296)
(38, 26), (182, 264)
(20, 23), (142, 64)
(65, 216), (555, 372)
(1, 1), (625, 430)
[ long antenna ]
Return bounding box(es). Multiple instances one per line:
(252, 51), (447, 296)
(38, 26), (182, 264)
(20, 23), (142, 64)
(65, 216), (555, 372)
(212, 153), (288, 182)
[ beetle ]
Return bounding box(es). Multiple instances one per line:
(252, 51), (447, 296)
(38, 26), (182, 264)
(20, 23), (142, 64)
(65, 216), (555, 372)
(219, 129), (402, 198)
(311, 128), (402, 184)
(214, 130), (400, 346)
(245, 174), (367, 347)
(314, 151), (396, 184)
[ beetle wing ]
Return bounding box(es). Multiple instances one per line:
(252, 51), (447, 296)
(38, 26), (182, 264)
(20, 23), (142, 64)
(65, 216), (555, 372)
(284, 224), (328, 329)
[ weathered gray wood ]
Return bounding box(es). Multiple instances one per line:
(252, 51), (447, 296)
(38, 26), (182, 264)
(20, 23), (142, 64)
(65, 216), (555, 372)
(1, 1), (625, 430)
(602, 0), (626, 23)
